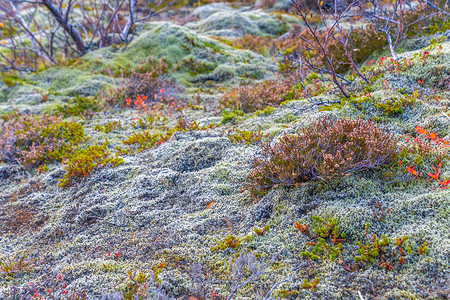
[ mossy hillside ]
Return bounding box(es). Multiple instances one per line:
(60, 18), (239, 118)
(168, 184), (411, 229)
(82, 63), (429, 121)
(191, 2), (233, 19)
(83, 22), (278, 86)
(1, 21), (279, 114)
(2, 94), (449, 298)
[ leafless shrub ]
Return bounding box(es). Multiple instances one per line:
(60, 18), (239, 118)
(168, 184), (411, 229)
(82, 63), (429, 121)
(287, 0), (371, 98)
(227, 253), (273, 300)
(356, 0), (440, 60)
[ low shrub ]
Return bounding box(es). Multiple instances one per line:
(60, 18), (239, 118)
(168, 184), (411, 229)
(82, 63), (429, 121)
(94, 121), (122, 134)
(56, 95), (100, 118)
(220, 79), (302, 113)
(60, 142), (124, 187)
(227, 127), (264, 145)
(0, 114), (84, 166)
(246, 116), (399, 196)
(0, 253), (36, 278)
(100, 59), (183, 108)
(122, 117), (217, 152)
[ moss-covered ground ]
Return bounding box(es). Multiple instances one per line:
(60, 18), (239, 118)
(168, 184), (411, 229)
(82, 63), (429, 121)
(0, 2), (449, 299)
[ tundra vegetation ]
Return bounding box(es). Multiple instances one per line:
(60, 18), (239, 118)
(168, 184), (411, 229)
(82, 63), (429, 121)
(0, 0), (449, 299)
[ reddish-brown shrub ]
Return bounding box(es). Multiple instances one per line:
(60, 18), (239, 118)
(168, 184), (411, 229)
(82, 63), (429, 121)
(231, 34), (275, 56)
(246, 116), (399, 196)
(0, 114), (84, 166)
(220, 79), (303, 112)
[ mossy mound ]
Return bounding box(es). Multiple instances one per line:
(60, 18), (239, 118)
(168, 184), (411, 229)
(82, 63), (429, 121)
(187, 10), (294, 37)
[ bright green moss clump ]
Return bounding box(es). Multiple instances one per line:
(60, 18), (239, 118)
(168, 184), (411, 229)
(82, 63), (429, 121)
(60, 143), (124, 187)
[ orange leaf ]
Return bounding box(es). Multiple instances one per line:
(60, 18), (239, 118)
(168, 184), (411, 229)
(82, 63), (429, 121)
(428, 172), (439, 180)
(439, 179), (450, 186)
(206, 201), (216, 209)
(429, 132), (437, 141)
(416, 126), (428, 135)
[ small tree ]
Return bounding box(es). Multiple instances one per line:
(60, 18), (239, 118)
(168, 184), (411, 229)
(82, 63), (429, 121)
(288, 0), (365, 98)
(357, 0), (445, 60)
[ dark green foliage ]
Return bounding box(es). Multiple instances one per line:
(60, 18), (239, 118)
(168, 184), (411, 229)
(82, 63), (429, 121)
(56, 96), (100, 118)
(59, 142), (123, 187)
(296, 216), (346, 262)
(221, 110), (245, 124)
(94, 121), (122, 134)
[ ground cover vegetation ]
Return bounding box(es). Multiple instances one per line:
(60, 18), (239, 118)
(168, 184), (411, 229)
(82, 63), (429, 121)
(0, 0), (449, 299)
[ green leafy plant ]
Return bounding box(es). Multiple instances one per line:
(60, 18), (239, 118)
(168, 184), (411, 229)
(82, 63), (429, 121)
(353, 224), (411, 271)
(94, 121), (123, 134)
(0, 254), (36, 278)
(221, 110), (245, 124)
(296, 216), (346, 262)
(59, 142), (123, 187)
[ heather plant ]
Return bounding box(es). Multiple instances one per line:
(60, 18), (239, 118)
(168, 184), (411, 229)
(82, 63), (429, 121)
(219, 34), (275, 56)
(220, 79), (302, 113)
(100, 59), (183, 109)
(246, 116), (399, 197)
(0, 114), (85, 166)
(102, 73), (179, 108)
